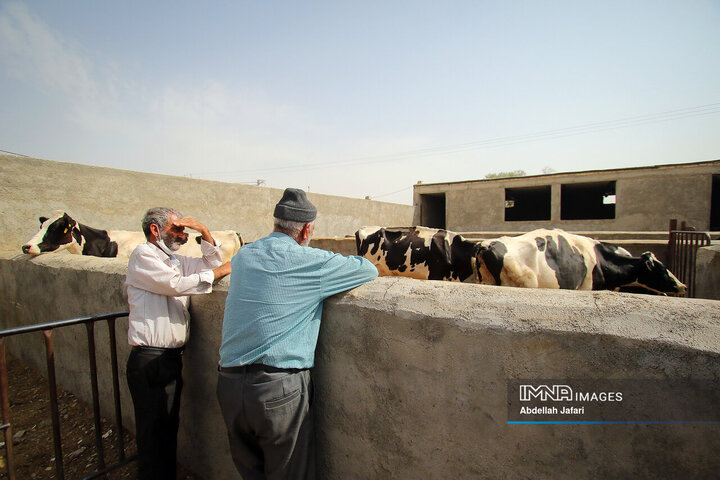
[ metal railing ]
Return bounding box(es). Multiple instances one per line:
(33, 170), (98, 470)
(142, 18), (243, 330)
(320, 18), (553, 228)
(0, 312), (136, 480)
(668, 231), (711, 298)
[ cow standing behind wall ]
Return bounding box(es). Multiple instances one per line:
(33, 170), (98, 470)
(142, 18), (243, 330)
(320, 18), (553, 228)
(356, 226), (686, 295)
(22, 211), (243, 263)
(355, 226), (479, 282)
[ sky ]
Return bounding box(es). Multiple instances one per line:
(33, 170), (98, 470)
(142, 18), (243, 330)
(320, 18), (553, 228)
(1, 1), (719, 205)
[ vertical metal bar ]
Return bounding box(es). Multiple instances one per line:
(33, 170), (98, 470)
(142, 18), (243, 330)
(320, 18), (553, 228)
(678, 232), (687, 283)
(107, 318), (126, 460)
(43, 329), (65, 480)
(85, 322), (106, 470)
(668, 231), (676, 273)
(0, 339), (17, 480)
(688, 234), (700, 298)
(687, 233), (693, 295)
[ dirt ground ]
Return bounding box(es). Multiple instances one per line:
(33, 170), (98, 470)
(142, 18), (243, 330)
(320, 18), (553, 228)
(0, 354), (203, 480)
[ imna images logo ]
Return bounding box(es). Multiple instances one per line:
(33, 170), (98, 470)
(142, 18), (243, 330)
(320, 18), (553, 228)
(519, 384), (573, 402)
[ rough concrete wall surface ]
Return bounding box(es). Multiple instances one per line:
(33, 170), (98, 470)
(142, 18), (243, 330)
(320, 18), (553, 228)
(1, 253), (720, 479)
(317, 280), (720, 479)
(695, 245), (720, 300)
(0, 154), (413, 251)
(309, 237), (358, 256)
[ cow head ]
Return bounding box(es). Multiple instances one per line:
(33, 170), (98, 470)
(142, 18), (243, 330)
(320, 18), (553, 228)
(626, 252), (687, 296)
(22, 212), (83, 255)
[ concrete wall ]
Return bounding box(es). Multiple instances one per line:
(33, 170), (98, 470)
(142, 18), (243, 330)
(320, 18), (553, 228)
(696, 245), (720, 300)
(1, 253), (719, 479)
(0, 154), (412, 251)
(414, 161), (720, 232)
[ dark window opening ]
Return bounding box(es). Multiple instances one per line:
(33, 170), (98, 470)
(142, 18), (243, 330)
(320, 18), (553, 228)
(504, 186), (551, 221)
(561, 181), (616, 220)
(711, 175), (720, 231)
(420, 193), (446, 229)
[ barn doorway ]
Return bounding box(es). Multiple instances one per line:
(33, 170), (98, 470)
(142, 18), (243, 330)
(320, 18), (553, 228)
(561, 181), (616, 220)
(504, 186), (551, 221)
(420, 193), (446, 229)
(711, 175), (720, 231)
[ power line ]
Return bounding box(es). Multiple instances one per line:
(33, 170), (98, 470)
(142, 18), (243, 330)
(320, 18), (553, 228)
(0, 149), (29, 157)
(191, 101), (720, 178)
(369, 186), (413, 200)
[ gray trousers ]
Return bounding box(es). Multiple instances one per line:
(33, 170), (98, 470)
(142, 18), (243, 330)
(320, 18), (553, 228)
(217, 367), (315, 480)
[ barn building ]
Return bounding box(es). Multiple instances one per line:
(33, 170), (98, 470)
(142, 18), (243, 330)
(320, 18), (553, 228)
(413, 159), (720, 233)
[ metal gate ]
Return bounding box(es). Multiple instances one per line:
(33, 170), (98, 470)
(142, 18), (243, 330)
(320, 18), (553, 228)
(668, 230), (711, 298)
(0, 312), (136, 480)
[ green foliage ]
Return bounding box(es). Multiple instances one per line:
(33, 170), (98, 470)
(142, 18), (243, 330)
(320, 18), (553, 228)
(484, 170), (526, 179)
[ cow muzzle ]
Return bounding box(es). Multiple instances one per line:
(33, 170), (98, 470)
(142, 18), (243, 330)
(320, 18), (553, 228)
(22, 244), (40, 255)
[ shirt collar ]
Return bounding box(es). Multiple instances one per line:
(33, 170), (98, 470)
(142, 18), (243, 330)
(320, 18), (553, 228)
(148, 241), (180, 265)
(269, 231), (298, 243)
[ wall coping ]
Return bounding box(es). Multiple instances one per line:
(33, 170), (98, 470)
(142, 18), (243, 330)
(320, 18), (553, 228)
(5, 251), (719, 356)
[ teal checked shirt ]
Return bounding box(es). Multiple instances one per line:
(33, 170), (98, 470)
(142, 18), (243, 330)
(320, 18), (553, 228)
(219, 232), (378, 369)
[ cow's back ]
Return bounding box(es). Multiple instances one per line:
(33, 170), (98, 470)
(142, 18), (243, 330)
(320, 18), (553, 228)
(356, 226), (433, 279)
(356, 226), (477, 282)
(477, 229), (599, 290)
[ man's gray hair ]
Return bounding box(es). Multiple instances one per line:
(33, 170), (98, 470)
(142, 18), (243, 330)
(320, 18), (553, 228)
(142, 207), (181, 236)
(273, 217), (307, 237)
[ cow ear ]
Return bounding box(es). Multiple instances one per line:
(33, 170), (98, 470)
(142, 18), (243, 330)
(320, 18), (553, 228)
(641, 252), (654, 269)
(72, 228), (82, 245)
(39, 217), (48, 224)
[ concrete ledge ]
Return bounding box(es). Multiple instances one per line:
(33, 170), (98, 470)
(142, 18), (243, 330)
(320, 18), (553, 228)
(1, 253), (719, 478)
(317, 280), (720, 479)
(696, 245), (720, 300)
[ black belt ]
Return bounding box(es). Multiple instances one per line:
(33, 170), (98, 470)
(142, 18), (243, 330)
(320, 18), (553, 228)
(218, 364), (304, 374)
(132, 346), (184, 356)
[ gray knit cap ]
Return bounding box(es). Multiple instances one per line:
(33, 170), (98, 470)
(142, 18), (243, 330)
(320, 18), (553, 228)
(273, 188), (317, 222)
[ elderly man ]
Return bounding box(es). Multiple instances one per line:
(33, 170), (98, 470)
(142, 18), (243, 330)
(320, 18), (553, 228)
(126, 207), (231, 480)
(217, 188), (378, 480)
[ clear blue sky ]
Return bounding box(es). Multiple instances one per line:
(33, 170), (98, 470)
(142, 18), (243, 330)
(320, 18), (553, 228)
(1, 1), (719, 204)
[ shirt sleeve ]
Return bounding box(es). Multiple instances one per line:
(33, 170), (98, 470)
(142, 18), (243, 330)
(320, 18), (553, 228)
(320, 253), (378, 298)
(178, 238), (224, 275)
(127, 247), (214, 297)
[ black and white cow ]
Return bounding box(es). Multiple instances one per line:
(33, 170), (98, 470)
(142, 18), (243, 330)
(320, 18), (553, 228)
(355, 226), (479, 282)
(22, 211), (243, 263)
(356, 226), (686, 296)
(474, 229), (686, 295)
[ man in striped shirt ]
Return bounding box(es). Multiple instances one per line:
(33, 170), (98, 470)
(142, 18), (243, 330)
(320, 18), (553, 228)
(217, 188), (377, 480)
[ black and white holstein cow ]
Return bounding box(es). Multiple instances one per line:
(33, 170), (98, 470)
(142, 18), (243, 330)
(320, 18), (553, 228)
(475, 229), (686, 295)
(22, 211), (243, 263)
(356, 226), (686, 295)
(355, 226), (479, 282)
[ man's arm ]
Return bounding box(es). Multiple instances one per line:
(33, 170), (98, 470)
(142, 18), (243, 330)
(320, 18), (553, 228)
(127, 248), (215, 296)
(173, 217), (215, 245)
(320, 253), (378, 298)
(213, 261), (231, 281)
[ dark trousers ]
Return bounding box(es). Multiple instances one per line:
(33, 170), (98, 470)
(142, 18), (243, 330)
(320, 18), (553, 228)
(126, 347), (184, 480)
(217, 367), (315, 480)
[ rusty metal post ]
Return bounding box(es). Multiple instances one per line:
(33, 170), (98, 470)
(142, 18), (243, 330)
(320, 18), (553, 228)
(85, 322), (106, 470)
(43, 329), (65, 480)
(107, 318), (126, 460)
(0, 339), (17, 480)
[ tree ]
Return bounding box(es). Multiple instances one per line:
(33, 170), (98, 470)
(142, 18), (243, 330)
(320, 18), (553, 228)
(485, 170), (526, 179)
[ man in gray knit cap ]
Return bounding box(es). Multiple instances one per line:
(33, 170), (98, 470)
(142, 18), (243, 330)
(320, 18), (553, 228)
(217, 188), (377, 480)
